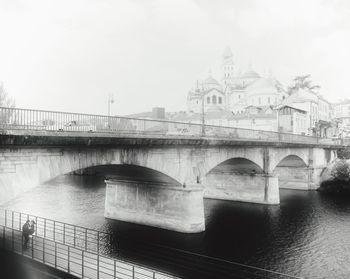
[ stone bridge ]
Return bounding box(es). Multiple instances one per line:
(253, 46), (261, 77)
(0, 131), (339, 233)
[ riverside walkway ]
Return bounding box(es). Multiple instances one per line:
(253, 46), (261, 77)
(0, 209), (304, 279)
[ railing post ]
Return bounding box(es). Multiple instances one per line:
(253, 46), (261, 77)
(114, 260), (116, 279)
(19, 213), (21, 230)
(11, 226), (14, 250)
(5, 210), (7, 227)
(53, 221), (56, 241)
(55, 242), (57, 268)
(44, 219), (47, 238)
(35, 216), (37, 236)
(43, 238), (45, 263)
(132, 266), (135, 279)
(63, 223), (66, 244)
(97, 254), (100, 279)
(74, 226), (76, 247)
(97, 231), (99, 253)
(2, 226), (5, 249)
(31, 236), (34, 259)
(68, 246), (70, 273)
(11, 211), (14, 229)
(82, 250), (84, 278)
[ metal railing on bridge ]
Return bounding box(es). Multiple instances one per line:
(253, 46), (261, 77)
(0, 106), (344, 146)
(0, 209), (304, 279)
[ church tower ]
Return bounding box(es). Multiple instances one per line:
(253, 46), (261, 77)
(222, 46), (234, 85)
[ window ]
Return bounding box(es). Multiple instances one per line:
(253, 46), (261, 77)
(212, 95), (217, 104)
(218, 97), (222, 104)
(207, 97), (210, 104)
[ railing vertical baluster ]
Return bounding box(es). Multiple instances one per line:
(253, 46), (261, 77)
(5, 209), (7, 227)
(19, 213), (21, 230)
(85, 228), (87, 250)
(74, 226), (76, 247)
(153, 272), (156, 279)
(114, 259), (116, 279)
(11, 211), (14, 229)
(53, 221), (56, 241)
(63, 223), (66, 244)
(132, 266), (135, 279)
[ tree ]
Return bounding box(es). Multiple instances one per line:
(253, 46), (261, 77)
(0, 82), (15, 107)
(0, 82), (15, 125)
(331, 159), (350, 181)
(287, 74), (320, 95)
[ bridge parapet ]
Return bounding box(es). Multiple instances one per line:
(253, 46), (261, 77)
(0, 106), (345, 146)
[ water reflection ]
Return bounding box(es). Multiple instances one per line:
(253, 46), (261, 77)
(3, 175), (350, 278)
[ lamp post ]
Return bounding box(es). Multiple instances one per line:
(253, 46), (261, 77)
(201, 90), (205, 136)
(107, 94), (114, 128)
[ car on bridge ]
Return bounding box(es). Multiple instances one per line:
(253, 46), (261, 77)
(45, 121), (96, 132)
(166, 128), (191, 136)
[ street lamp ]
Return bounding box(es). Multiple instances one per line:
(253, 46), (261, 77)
(108, 94), (114, 117)
(107, 94), (114, 128)
(201, 89), (205, 136)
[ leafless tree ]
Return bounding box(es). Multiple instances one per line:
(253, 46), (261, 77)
(0, 82), (15, 125)
(0, 82), (15, 107)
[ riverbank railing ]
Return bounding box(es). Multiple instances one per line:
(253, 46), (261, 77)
(0, 106), (344, 146)
(0, 209), (111, 255)
(0, 224), (179, 279)
(0, 209), (304, 279)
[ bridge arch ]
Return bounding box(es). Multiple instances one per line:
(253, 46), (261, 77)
(270, 149), (309, 172)
(36, 148), (187, 186)
(69, 164), (182, 187)
(273, 155), (309, 190)
(202, 157), (278, 204)
(205, 157), (264, 177)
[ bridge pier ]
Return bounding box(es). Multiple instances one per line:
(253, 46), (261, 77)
(203, 173), (279, 205)
(104, 179), (205, 233)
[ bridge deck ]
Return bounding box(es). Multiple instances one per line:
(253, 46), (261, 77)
(0, 129), (343, 148)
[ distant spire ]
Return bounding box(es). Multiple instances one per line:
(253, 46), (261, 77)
(223, 46), (233, 58)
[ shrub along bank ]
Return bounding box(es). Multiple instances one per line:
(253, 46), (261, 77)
(318, 148), (350, 195)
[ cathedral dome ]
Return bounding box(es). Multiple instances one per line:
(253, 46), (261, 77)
(203, 75), (223, 91)
(246, 78), (281, 96)
(241, 69), (260, 79)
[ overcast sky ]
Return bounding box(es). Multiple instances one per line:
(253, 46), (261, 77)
(0, 0), (349, 115)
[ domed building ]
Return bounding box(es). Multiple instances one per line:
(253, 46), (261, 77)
(187, 74), (226, 114)
(187, 46), (287, 114)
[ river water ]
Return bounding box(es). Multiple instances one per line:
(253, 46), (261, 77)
(2, 175), (350, 278)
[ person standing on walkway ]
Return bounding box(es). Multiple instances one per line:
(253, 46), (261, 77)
(22, 220), (30, 248)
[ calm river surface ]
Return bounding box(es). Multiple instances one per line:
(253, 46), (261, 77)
(3, 175), (350, 278)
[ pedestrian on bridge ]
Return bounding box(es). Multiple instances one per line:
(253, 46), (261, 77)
(22, 220), (30, 248)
